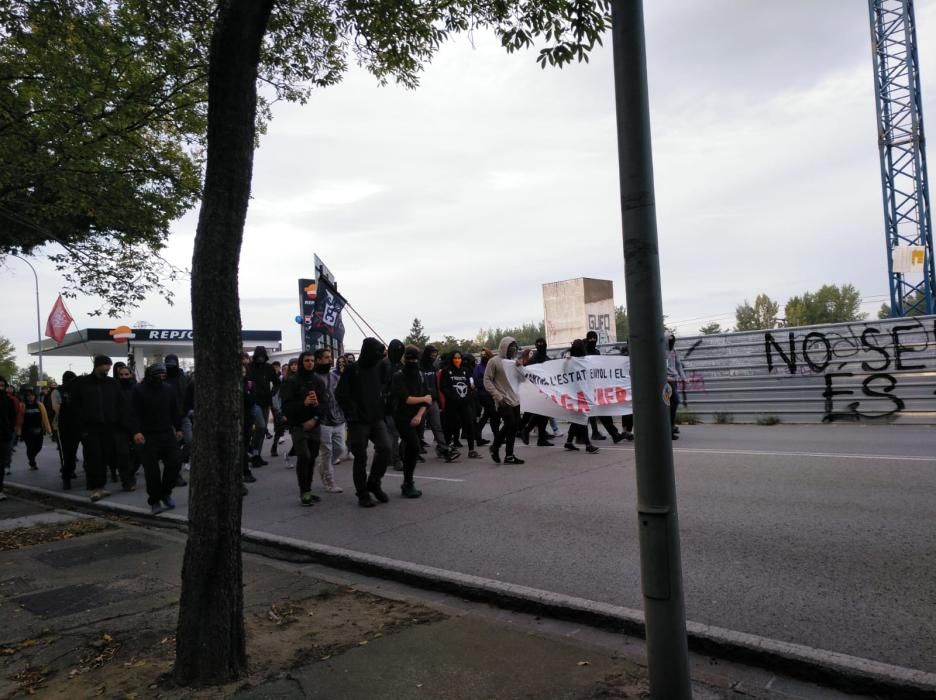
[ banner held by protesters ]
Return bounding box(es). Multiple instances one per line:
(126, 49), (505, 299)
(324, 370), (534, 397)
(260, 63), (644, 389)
(502, 355), (632, 424)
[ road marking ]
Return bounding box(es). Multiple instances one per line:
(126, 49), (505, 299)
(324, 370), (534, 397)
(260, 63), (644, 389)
(383, 473), (466, 482)
(601, 446), (936, 462)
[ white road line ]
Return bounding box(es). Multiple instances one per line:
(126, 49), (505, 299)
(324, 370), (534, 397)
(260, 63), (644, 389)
(383, 473), (466, 482)
(599, 445), (936, 462)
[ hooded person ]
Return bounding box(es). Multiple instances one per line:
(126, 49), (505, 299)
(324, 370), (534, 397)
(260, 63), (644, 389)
(111, 362), (140, 491)
(72, 355), (122, 501)
(440, 350), (481, 458)
(335, 338), (393, 507)
(246, 345), (280, 464)
(563, 340), (599, 453)
(583, 331), (626, 444)
(382, 339), (405, 470)
(473, 349), (498, 444)
(0, 376), (15, 499)
(280, 351), (324, 506)
(130, 363), (183, 514)
(666, 333), (687, 440)
(51, 371), (81, 489)
(518, 338), (553, 447)
(390, 345), (433, 498)
(418, 345), (458, 462)
(163, 353), (194, 470)
(20, 386), (51, 470)
(483, 337), (525, 464)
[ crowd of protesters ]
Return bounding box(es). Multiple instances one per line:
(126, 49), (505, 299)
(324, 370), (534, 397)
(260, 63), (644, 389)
(0, 331), (687, 509)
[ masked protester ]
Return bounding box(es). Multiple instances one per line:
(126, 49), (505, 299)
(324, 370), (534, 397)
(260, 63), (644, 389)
(563, 340), (599, 453)
(311, 349), (345, 493)
(440, 351), (481, 458)
(112, 362), (139, 491)
(390, 345), (431, 497)
(473, 349), (498, 443)
(130, 363), (183, 514)
(618, 343), (635, 440)
(281, 352), (324, 506)
(483, 337), (525, 464)
(72, 355), (121, 502)
(52, 371), (80, 489)
(164, 354), (193, 474)
(247, 345), (280, 465)
(20, 387), (51, 469)
(383, 339), (405, 470)
(419, 345), (459, 462)
(518, 338), (553, 447)
(335, 338), (393, 507)
(666, 333), (688, 440)
(583, 331), (627, 444)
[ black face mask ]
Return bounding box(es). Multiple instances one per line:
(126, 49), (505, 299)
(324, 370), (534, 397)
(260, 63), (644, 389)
(404, 359), (420, 373)
(314, 363), (331, 374)
(119, 378), (134, 388)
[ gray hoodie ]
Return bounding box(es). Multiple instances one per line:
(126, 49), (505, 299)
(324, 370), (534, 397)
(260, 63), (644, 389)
(483, 336), (520, 407)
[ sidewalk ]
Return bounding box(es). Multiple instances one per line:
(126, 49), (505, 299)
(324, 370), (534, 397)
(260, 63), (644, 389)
(0, 495), (872, 700)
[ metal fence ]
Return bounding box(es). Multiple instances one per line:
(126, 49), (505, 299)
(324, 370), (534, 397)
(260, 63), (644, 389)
(594, 315), (936, 425)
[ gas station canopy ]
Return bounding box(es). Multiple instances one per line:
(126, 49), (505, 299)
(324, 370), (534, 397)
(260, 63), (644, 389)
(29, 326), (282, 377)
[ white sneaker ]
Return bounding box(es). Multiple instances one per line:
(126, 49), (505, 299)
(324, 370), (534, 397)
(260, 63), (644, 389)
(324, 483), (343, 493)
(284, 456), (294, 469)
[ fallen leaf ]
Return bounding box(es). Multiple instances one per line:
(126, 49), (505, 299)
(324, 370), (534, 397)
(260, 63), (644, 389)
(125, 693), (138, 700)
(160, 638), (169, 644)
(102, 634), (112, 642)
(577, 661), (591, 666)
(372, 633), (383, 639)
(358, 640), (368, 646)
(320, 655), (331, 661)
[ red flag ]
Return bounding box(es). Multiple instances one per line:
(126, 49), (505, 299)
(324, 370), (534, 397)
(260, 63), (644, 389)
(45, 294), (74, 343)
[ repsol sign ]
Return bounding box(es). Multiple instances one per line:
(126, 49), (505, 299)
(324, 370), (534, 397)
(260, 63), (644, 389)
(142, 329), (195, 341)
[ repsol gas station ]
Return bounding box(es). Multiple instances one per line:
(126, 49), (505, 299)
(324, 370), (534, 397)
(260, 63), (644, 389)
(28, 325), (282, 379)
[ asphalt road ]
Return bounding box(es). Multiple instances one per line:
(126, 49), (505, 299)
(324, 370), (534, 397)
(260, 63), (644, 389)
(9, 423), (936, 673)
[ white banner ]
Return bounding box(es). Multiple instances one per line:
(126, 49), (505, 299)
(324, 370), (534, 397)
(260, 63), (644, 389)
(502, 356), (632, 425)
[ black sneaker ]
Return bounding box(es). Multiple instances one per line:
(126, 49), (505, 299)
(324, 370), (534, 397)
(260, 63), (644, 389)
(444, 450), (460, 463)
(401, 482), (422, 499)
(611, 432), (626, 444)
(489, 445), (501, 464)
(622, 431), (635, 441)
(476, 438), (490, 446)
(564, 442), (580, 451)
(591, 433), (606, 441)
(536, 440), (554, 447)
(671, 431), (679, 440)
(504, 455), (525, 465)
(367, 485), (389, 503)
(358, 494), (376, 508)
(586, 445), (600, 454)
(62, 479), (72, 490)
(243, 472), (257, 483)
(519, 430), (530, 446)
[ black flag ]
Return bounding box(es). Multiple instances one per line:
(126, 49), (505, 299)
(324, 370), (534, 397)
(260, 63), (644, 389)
(311, 277), (347, 342)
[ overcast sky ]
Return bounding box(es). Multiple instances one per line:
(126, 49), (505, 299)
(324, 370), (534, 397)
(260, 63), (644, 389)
(4, 1), (936, 377)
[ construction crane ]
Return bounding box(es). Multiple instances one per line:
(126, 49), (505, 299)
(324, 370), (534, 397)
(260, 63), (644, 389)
(868, 0), (936, 316)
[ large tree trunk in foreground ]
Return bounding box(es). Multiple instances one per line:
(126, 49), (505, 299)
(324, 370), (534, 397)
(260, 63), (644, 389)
(174, 0), (273, 686)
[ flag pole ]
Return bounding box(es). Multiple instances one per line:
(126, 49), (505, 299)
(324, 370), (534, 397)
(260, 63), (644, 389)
(10, 254), (42, 378)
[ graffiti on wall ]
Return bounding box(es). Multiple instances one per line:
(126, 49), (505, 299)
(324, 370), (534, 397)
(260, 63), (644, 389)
(763, 318), (934, 422)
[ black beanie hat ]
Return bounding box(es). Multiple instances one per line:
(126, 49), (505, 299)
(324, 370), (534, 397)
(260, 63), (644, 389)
(94, 354), (113, 368)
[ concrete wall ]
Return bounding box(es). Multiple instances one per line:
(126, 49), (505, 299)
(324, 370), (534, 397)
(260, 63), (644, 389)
(543, 278), (616, 346)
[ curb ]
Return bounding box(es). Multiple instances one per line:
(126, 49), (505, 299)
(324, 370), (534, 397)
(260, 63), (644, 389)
(7, 481), (936, 698)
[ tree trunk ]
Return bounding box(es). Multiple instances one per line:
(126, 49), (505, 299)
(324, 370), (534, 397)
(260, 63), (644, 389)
(174, 0), (273, 686)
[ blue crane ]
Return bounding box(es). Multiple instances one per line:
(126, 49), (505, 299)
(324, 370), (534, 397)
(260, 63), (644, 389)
(868, 0), (936, 316)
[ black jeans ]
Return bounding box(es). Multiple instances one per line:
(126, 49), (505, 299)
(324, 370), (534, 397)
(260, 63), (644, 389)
(0, 439), (10, 491)
(290, 426), (321, 495)
(492, 404), (520, 456)
(590, 415), (621, 438)
(80, 424), (116, 490)
(446, 403), (475, 451)
(396, 420), (421, 484)
(476, 394), (499, 440)
(113, 432), (139, 487)
(520, 413), (548, 441)
(58, 430), (80, 479)
(566, 423), (591, 446)
(346, 420), (391, 496)
(23, 432), (43, 464)
(140, 431), (182, 505)
(668, 380), (680, 429)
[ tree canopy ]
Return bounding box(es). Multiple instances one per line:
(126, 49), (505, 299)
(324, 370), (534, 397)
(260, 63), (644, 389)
(734, 294), (779, 332)
(0, 336), (16, 379)
(698, 322), (725, 335)
(783, 284), (864, 327)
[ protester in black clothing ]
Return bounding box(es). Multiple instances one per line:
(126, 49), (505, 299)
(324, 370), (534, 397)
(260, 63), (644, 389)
(473, 349), (498, 443)
(564, 340), (599, 453)
(440, 351), (481, 458)
(130, 363), (183, 514)
(335, 338), (392, 507)
(53, 371), (80, 489)
(519, 338), (553, 447)
(419, 345), (458, 461)
(164, 354), (193, 468)
(618, 343), (635, 439)
(280, 351), (323, 507)
(390, 345), (432, 498)
(72, 355), (121, 502)
(584, 331), (627, 443)
(383, 339), (405, 470)
(241, 362), (257, 485)
(247, 345), (279, 464)
(113, 363), (139, 491)
(0, 376), (15, 500)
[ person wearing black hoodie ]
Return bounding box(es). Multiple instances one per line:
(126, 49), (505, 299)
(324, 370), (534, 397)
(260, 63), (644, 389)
(390, 345), (432, 498)
(52, 371), (80, 489)
(0, 376), (15, 500)
(518, 338), (553, 447)
(280, 351), (324, 507)
(164, 354), (192, 468)
(72, 355), (122, 502)
(584, 331), (627, 444)
(247, 345), (280, 465)
(130, 363), (183, 514)
(440, 350), (481, 458)
(335, 338), (392, 507)
(113, 362), (139, 491)
(419, 345), (458, 462)
(383, 339), (405, 471)
(564, 340), (599, 453)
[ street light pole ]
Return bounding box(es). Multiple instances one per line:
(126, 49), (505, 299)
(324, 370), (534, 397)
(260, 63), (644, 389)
(11, 254), (43, 380)
(610, 1), (692, 698)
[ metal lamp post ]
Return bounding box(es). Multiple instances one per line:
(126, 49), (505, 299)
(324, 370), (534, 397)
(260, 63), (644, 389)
(10, 254), (43, 379)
